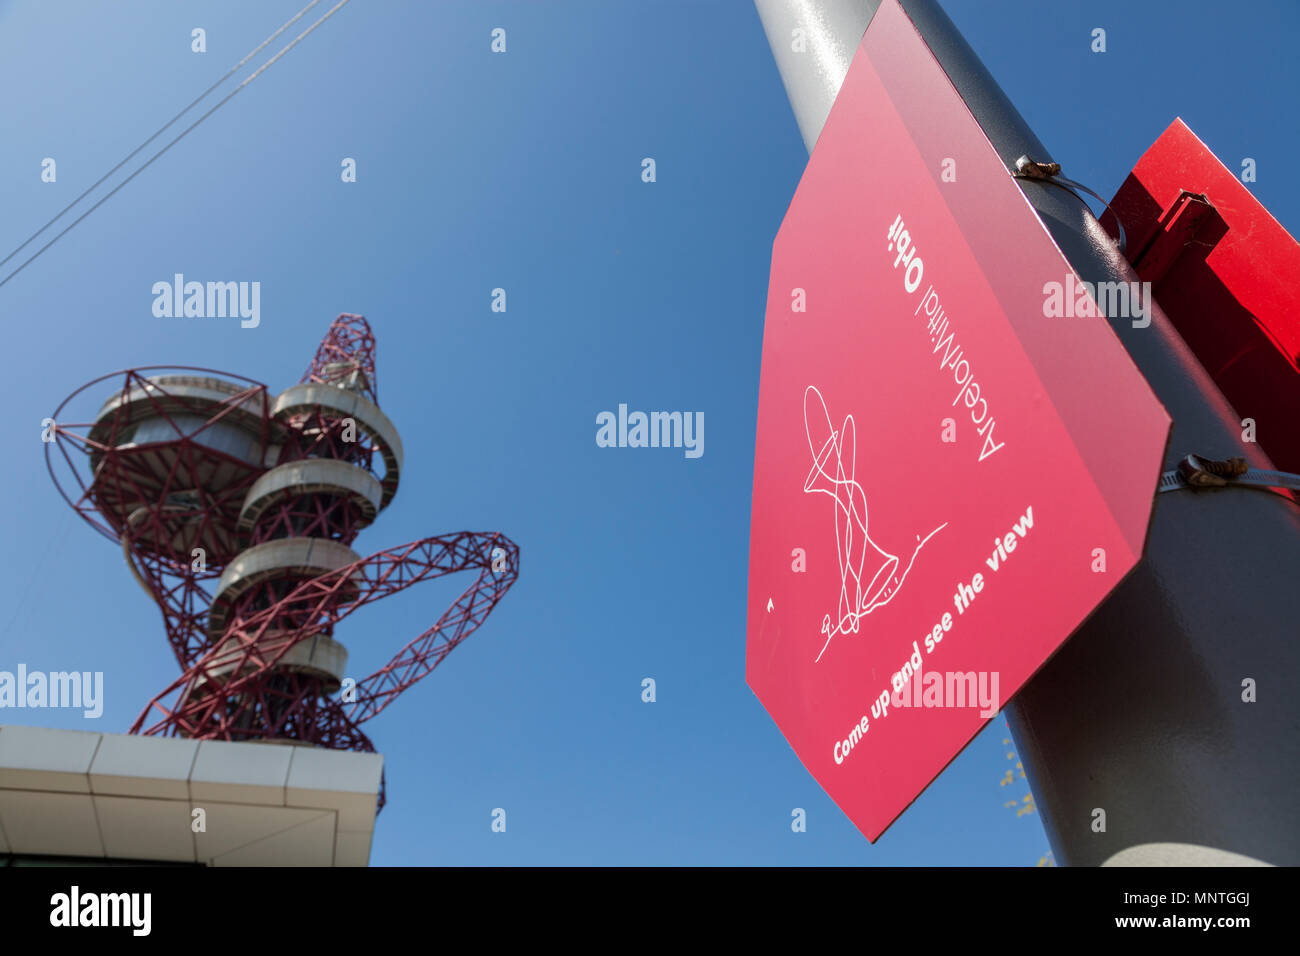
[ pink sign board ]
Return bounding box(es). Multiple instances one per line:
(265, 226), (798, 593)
(746, 0), (1171, 841)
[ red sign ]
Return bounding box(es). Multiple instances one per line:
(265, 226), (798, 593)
(746, 0), (1170, 842)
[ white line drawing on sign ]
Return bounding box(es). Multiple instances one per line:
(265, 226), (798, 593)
(803, 385), (948, 662)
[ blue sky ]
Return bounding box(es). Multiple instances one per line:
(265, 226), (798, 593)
(1, 0), (1295, 865)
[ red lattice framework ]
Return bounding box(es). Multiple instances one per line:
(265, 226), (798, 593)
(45, 315), (518, 810)
(302, 312), (378, 402)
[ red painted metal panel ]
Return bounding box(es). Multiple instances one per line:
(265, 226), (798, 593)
(1107, 118), (1300, 474)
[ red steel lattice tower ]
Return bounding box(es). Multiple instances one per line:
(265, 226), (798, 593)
(46, 314), (519, 806)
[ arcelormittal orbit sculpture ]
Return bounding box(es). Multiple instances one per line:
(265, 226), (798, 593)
(45, 314), (518, 807)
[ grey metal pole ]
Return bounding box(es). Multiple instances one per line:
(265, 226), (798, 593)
(754, 0), (1300, 866)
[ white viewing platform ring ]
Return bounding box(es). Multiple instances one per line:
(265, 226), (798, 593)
(207, 537), (362, 641)
(237, 459), (383, 541)
(89, 375), (278, 471)
(196, 631), (349, 692)
(272, 384), (403, 509)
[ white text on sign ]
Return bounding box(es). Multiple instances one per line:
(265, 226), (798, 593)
(889, 213), (1006, 463)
